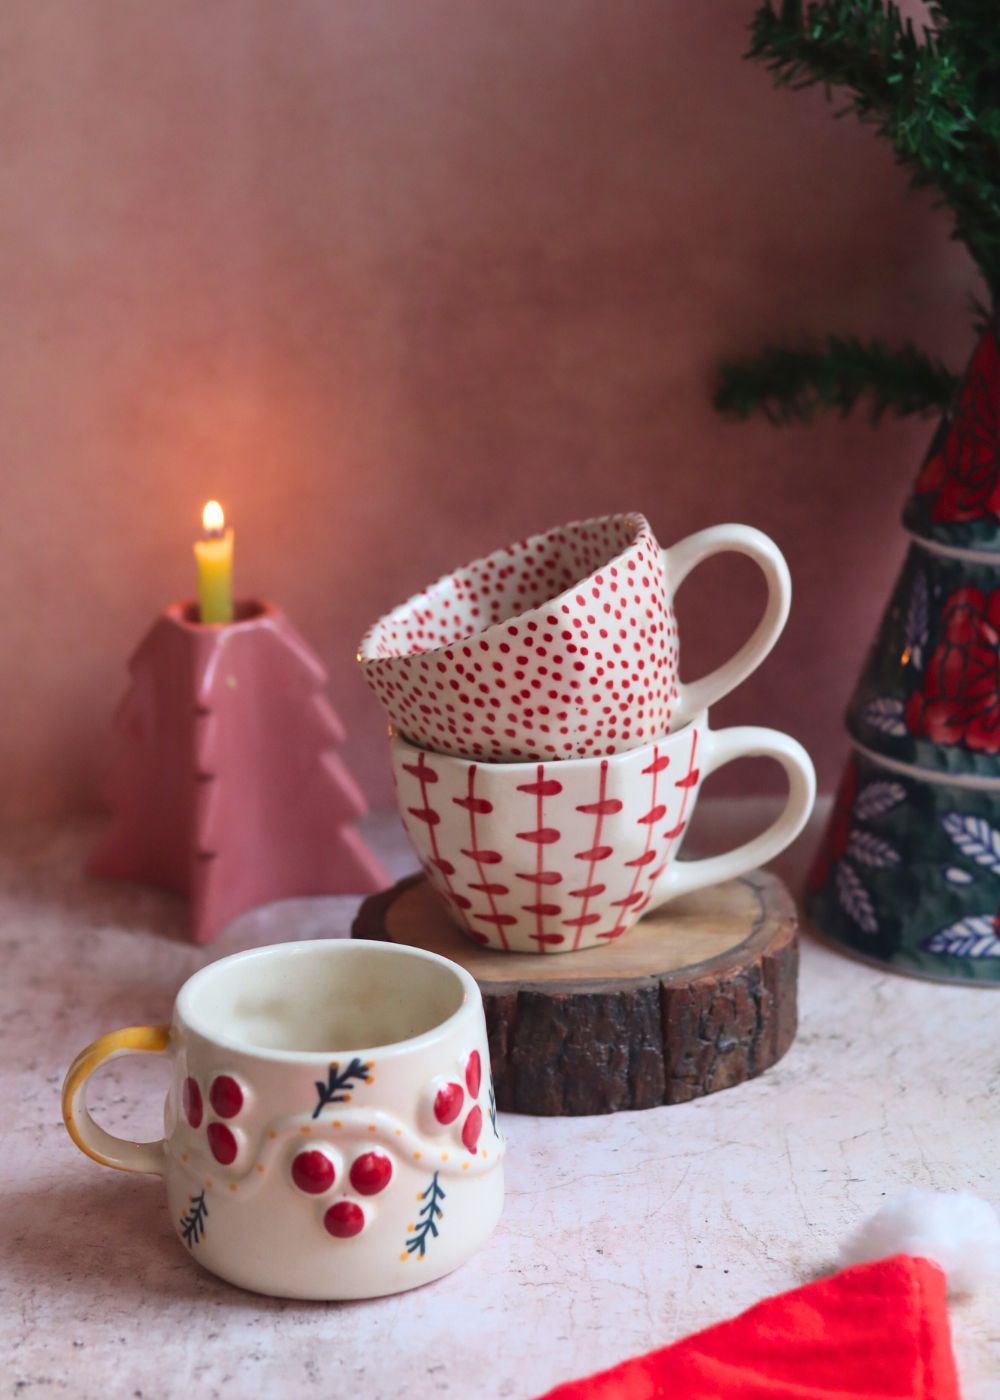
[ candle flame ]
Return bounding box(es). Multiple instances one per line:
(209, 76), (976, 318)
(202, 500), (225, 535)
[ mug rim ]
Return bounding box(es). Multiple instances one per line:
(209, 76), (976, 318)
(357, 510), (651, 665)
(175, 939), (480, 1063)
(389, 712), (707, 773)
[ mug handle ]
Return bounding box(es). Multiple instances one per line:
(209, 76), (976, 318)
(662, 524), (791, 728)
(62, 1025), (172, 1175)
(651, 725), (815, 906)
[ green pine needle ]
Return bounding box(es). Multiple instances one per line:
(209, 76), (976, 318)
(714, 336), (958, 424)
(747, 1), (1000, 297)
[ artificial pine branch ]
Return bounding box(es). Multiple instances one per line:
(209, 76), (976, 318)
(714, 336), (958, 423)
(748, 1), (1000, 295)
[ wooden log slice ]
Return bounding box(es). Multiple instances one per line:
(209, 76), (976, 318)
(352, 870), (799, 1116)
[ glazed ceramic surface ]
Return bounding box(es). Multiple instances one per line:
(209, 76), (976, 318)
(359, 512), (790, 761)
(62, 941), (504, 1299)
(902, 324), (1000, 552)
(809, 747), (1000, 983)
(848, 542), (1000, 779)
(391, 714), (815, 953)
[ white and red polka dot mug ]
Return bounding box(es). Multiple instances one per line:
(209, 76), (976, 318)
(359, 513), (791, 761)
(61, 941), (504, 1299)
(392, 713), (815, 953)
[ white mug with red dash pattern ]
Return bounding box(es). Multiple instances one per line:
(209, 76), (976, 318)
(391, 712), (815, 953)
(359, 512), (791, 762)
(61, 940), (504, 1299)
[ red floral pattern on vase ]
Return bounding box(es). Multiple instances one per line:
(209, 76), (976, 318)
(915, 329), (1000, 524)
(905, 587), (1000, 753)
(807, 758), (857, 893)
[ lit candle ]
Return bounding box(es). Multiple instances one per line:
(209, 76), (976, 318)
(194, 500), (234, 624)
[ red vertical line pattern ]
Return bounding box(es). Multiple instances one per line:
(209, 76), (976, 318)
(570, 761), (608, 951)
(534, 769), (546, 948)
(644, 728), (701, 896)
(408, 753), (468, 922)
(613, 745), (661, 915)
(466, 765), (510, 951)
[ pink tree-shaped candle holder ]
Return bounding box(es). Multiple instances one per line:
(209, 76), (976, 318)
(90, 600), (387, 942)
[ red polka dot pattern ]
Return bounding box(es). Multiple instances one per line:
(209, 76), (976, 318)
(209, 1075), (244, 1119)
(324, 1200), (366, 1238)
(349, 1151), (393, 1196)
(359, 513), (679, 760)
(433, 1082), (464, 1125)
(207, 1122), (238, 1166)
(291, 1149), (336, 1194)
(182, 1077), (203, 1129)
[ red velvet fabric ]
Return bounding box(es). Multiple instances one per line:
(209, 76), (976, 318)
(539, 1257), (961, 1400)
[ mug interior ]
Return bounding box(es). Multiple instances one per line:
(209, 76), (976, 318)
(361, 513), (643, 660)
(178, 942), (468, 1057)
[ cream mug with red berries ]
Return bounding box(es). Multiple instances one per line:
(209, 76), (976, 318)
(358, 512), (791, 761)
(61, 941), (504, 1299)
(393, 712), (816, 953)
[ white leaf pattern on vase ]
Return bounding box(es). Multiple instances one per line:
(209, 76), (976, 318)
(835, 860), (878, 935)
(923, 916), (1000, 959)
(846, 831), (902, 870)
(941, 813), (1000, 873)
(860, 697), (907, 737)
(852, 780), (906, 822)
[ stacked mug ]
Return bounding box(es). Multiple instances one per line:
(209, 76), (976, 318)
(359, 513), (815, 954)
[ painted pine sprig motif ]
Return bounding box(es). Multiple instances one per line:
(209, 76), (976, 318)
(313, 1057), (372, 1118)
(180, 1189), (209, 1247)
(405, 1173), (446, 1259)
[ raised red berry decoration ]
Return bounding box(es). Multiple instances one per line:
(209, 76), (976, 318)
(209, 1074), (244, 1119)
(182, 1077), (203, 1129)
(465, 1050), (481, 1099)
(462, 1105), (483, 1154)
(349, 1150), (393, 1195)
(207, 1122), (238, 1165)
(291, 1149), (336, 1195)
(434, 1081), (464, 1125)
(323, 1200), (365, 1239)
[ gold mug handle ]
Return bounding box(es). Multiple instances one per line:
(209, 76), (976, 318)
(62, 1025), (172, 1175)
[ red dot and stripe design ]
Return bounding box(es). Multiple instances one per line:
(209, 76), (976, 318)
(360, 514), (680, 762)
(399, 731), (701, 950)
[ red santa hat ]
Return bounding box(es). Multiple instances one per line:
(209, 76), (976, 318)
(539, 1191), (1000, 1400)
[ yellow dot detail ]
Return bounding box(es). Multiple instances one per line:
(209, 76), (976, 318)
(228, 1183), (238, 1193)
(399, 1252), (408, 1262)
(255, 1164), (265, 1174)
(344, 1093), (352, 1102)
(462, 1162), (470, 1170)
(440, 1152), (449, 1161)
(300, 1125), (311, 1135)
(367, 1125), (377, 1133)
(332, 1120), (342, 1129)
(407, 1223), (415, 1232)
(395, 1128), (402, 1136)
(268, 1130), (277, 1140)
(365, 1061), (375, 1070)
(414, 1151), (422, 1160)
(204, 1179), (213, 1189)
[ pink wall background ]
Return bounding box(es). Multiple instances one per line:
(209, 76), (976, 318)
(0, 1), (977, 824)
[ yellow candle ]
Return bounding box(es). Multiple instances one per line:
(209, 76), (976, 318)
(194, 500), (234, 624)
